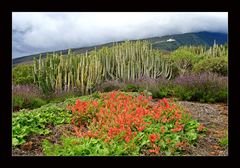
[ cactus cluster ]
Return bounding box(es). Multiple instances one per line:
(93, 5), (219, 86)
(33, 40), (173, 94)
(206, 43), (228, 57)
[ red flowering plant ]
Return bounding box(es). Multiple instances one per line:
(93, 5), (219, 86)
(65, 91), (206, 156)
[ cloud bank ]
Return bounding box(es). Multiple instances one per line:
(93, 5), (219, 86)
(12, 12), (228, 58)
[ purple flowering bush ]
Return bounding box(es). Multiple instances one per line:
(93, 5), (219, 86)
(12, 85), (47, 111)
(172, 72), (227, 103)
(95, 73), (227, 103)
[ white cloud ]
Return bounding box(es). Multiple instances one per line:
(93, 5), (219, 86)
(12, 12), (228, 58)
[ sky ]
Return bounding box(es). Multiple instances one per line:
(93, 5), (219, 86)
(12, 12), (228, 58)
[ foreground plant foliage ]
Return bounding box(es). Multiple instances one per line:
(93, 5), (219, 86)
(42, 91), (206, 156)
(12, 94), (100, 147)
(12, 104), (72, 146)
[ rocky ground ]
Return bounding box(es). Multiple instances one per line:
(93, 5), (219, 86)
(12, 100), (228, 156)
(177, 101), (228, 156)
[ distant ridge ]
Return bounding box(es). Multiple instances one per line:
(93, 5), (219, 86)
(12, 31), (227, 66)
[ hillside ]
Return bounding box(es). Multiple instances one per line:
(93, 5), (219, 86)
(12, 31), (227, 66)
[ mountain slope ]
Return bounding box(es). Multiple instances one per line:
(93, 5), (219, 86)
(12, 31), (227, 66)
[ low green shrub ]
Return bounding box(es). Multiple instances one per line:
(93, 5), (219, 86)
(42, 137), (112, 156)
(12, 96), (24, 111)
(12, 104), (72, 146)
(193, 56), (228, 76)
(12, 64), (34, 85)
(219, 135), (228, 148)
(121, 84), (145, 92)
(12, 96), (47, 111)
(95, 80), (124, 92)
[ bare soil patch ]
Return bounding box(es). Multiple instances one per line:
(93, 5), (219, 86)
(177, 101), (228, 156)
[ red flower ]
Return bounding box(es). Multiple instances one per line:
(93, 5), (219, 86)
(72, 107), (76, 113)
(68, 91), (191, 148)
(92, 101), (99, 108)
(149, 146), (160, 154)
(138, 95), (143, 101)
(162, 98), (170, 108)
(76, 99), (81, 106)
(171, 125), (184, 132)
(137, 126), (145, 132)
(125, 136), (131, 143)
(149, 134), (157, 143)
(175, 111), (182, 119)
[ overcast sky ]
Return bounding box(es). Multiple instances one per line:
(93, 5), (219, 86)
(12, 12), (228, 58)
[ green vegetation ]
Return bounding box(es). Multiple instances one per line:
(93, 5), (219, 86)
(41, 91), (206, 156)
(12, 40), (228, 156)
(170, 47), (201, 76)
(96, 72), (227, 103)
(219, 131), (228, 148)
(12, 41), (227, 99)
(12, 64), (34, 85)
(12, 85), (48, 111)
(193, 57), (228, 76)
(12, 94), (97, 146)
(12, 104), (71, 146)
(13, 96), (47, 111)
(32, 41), (172, 94)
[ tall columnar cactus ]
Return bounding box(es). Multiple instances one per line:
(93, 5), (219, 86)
(32, 40), (173, 95)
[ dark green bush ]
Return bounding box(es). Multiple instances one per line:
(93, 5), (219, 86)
(26, 98), (47, 109)
(95, 80), (124, 92)
(121, 84), (144, 92)
(13, 96), (47, 111)
(193, 57), (228, 76)
(149, 85), (173, 99)
(46, 92), (80, 103)
(13, 96), (24, 111)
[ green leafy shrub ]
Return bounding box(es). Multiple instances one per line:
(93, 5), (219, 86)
(12, 104), (72, 146)
(42, 137), (112, 156)
(95, 80), (125, 92)
(150, 85), (173, 99)
(193, 56), (228, 76)
(12, 64), (34, 85)
(13, 96), (47, 111)
(46, 91), (80, 103)
(170, 48), (201, 76)
(121, 84), (144, 92)
(27, 98), (47, 108)
(13, 96), (24, 111)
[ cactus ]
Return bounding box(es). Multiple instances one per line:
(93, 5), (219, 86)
(32, 40), (173, 95)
